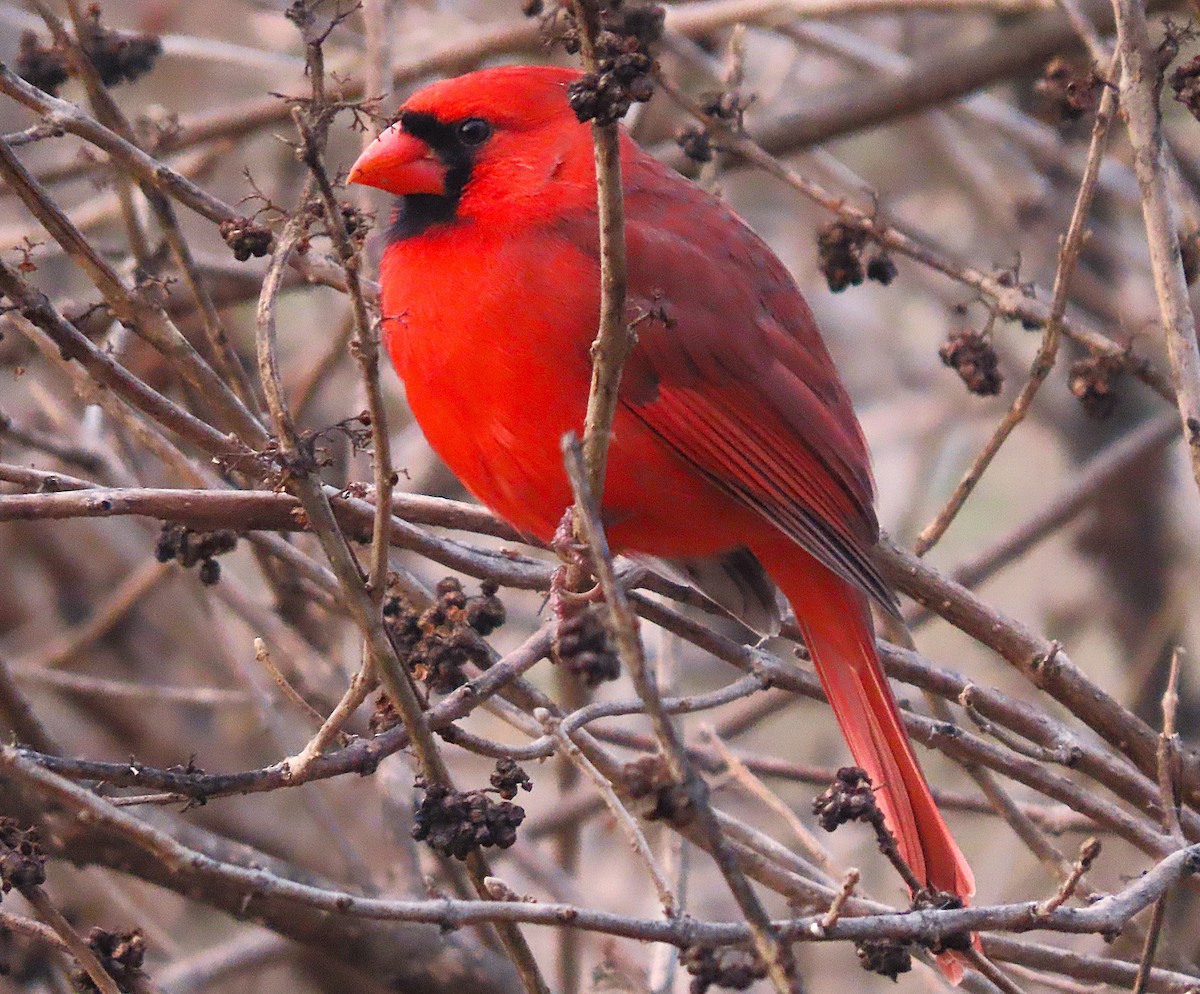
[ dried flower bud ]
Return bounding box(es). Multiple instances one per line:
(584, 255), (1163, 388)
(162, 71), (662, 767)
(939, 329), (1003, 396)
(817, 222), (868, 293)
(16, 32), (69, 96)
(1170, 55), (1200, 121)
(855, 938), (912, 980)
(1034, 56), (1101, 126)
(1069, 354), (1124, 419)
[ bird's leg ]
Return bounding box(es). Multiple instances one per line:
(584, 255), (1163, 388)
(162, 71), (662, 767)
(548, 508), (604, 618)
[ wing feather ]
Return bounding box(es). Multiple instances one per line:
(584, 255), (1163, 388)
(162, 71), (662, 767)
(612, 155), (897, 613)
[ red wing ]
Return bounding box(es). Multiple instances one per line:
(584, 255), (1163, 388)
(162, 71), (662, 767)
(616, 157), (896, 612)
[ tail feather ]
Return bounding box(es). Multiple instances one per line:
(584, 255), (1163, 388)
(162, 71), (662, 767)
(755, 543), (974, 980)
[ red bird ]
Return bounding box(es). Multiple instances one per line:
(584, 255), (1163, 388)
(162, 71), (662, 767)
(349, 63), (974, 934)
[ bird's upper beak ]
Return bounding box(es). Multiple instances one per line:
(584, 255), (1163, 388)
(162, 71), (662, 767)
(347, 122), (446, 196)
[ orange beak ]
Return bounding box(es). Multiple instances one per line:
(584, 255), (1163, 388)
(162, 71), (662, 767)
(347, 122), (446, 196)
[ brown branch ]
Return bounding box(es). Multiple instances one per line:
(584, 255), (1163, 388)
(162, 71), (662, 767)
(1111, 0), (1200, 496)
(254, 180), (548, 994)
(569, 0), (633, 503)
(913, 52), (1120, 554)
(563, 435), (797, 994)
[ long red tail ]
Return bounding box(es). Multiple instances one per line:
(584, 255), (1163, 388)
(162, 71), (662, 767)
(755, 543), (974, 977)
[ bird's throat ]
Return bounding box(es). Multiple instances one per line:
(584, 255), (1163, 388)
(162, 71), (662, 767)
(388, 193), (460, 242)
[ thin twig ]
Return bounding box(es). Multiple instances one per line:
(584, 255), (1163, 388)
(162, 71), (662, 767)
(536, 706), (678, 917)
(255, 174), (548, 994)
(1036, 838), (1102, 916)
(21, 885), (123, 994)
(254, 637), (329, 730)
(569, 0), (633, 503)
(562, 435), (797, 994)
(913, 51), (1120, 555)
(1111, 0), (1200, 497)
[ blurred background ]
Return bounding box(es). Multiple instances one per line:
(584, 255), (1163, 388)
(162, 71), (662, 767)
(1, 1), (1199, 992)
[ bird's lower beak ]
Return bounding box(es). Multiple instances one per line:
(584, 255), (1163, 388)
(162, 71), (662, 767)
(348, 124), (446, 196)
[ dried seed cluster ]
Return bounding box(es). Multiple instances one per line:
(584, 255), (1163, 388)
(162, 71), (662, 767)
(1034, 57), (1102, 126)
(490, 758), (533, 800)
(383, 577), (505, 694)
(336, 201), (371, 247)
(812, 766), (881, 832)
(553, 602), (620, 686)
(368, 691), (400, 735)
(680, 945), (770, 994)
(16, 5), (161, 96)
(558, 3), (664, 126)
(411, 771), (527, 860)
(16, 32), (69, 96)
(677, 125), (713, 164)
(154, 523), (238, 585)
(817, 221), (895, 293)
(1170, 55), (1200, 121)
(76, 4), (162, 87)
(910, 888), (971, 954)
(624, 754), (693, 826)
(855, 938), (913, 980)
(0, 819), (45, 894)
(71, 929), (146, 994)
(219, 217), (273, 261)
(938, 328), (1003, 397)
(1068, 354), (1124, 419)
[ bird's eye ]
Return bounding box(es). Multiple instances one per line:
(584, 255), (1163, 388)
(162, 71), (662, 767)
(457, 117), (491, 146)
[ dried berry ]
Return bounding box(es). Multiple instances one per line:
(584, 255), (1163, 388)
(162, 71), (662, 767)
(564, 7), (661, 126)
(465, 578), (506, 636)
(219, 217), (273, 261)
(411, 778), (525, 860)
(154, 523), (237, 583)
(911, 888), (971, 953)
(77, 4), (162, 87)
(197, 558), (220, 585)
(337, 201), (371, 244)
(1034, 56), (1102, 126)
(368, 690), (400, 735)
(16, 32), (69, 96)
(1069, 354), (1124, 419)
(855, 938), (912, 980)
(681, 945), (771, 994)
(71, 929), (145, 994)
(939, 328), (1003, 396)
(1170, 54), (1200, 120)
(625, 755), (694, 826)
(553, 603), (620, 686)
(866, 252), (898, 286)
(383, 578), (495, 693)
(490, 759), (532, 800)
(677, 125), (713, 164)
(812, 766), (880, 833)
(817, 221), (868, 293)
(0, 819), (45, 894)
(607, 3), (665, 50)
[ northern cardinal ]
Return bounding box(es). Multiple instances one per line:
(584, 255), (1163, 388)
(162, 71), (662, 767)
(349, 64), (974, 944)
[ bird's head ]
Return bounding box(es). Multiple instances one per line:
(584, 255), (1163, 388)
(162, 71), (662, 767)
(348, 65), (595, 236)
